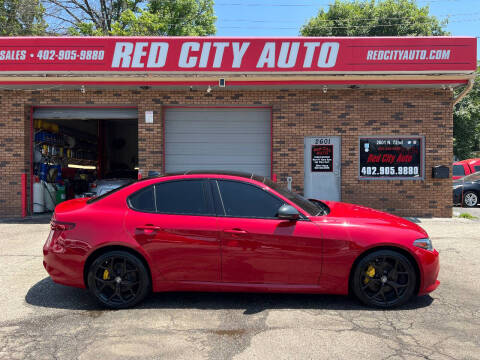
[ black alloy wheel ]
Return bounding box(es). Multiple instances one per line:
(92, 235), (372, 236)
(353, 250), (416, 308)
(88, 251), (150, 309)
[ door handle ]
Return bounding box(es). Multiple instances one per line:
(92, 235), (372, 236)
(136, 225), (161, 233)
(223, 228), (248, 235)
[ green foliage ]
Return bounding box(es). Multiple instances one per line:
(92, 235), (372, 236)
(454, 71), (480, 160)
(145, 0), (216, 36)
(301, 0), (480, 160)
(300, 0), (448, 36)
(68, 23), (104, 36)
(458, 213), (478, 220)
(67, 0), (216, 36)
(0, 0), (46, 35)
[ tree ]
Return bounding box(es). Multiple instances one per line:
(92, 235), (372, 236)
(301, 0), (480, 159)
(43, 0), (142, 35)
(110, 0), (215, 36)
(0, 0), (46, 35)
(43, 0), (216, 36)
(300, 0), (448, 37)
(454, 72), (480, 160)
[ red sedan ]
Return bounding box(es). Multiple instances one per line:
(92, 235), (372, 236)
(43, 171), (439, 309)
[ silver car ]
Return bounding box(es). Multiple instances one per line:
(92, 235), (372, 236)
(92, 178), (134, 196)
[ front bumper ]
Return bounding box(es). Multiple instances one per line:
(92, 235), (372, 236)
(453, 188), (462, 205)
(416, 247), (440, 295)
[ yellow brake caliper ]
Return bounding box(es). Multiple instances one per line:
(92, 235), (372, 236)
(364, 265), (375, 284)
(103, 269), (110, 280)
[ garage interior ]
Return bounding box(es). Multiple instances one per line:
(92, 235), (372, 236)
(32, 107), (138, 213)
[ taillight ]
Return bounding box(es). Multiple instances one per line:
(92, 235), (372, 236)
(50, 220), (76, 231)
(45, 220), (75, 252)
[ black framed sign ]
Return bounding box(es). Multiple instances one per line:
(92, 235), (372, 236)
(359, 137), (424, 179)
(311, 144), (333, 172)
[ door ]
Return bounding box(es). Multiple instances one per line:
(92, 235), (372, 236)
(164, 108), (271, 177)
(304, 136), (341, 201)
(124, 179), (220, 282)
(214, 179), (323, 285)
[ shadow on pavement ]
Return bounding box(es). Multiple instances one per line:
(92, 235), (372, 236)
(26, 277), (434, 314)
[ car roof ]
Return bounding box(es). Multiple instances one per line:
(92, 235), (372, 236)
(130, 171), (274, 193)
(167, 170), (259, 178)
(454, 158), (480, 165)
(143, 170), (269, 182)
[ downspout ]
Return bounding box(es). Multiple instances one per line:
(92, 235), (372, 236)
(453, 79), (475, 106)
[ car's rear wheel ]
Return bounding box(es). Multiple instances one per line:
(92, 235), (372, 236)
(87, 250), (150, 309)
(352, 250), (416, 308)
(463, 191), (478, 207)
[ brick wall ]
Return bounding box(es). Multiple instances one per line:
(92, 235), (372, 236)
(0, 87), (453, 218)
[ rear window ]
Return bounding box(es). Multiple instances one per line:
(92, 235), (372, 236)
(127, 180), (214, 215)
(453, 165), (465, 176)
(86, 182), (133, 204)
(128, 186), (156, 212)
(155, 180), (213, 215)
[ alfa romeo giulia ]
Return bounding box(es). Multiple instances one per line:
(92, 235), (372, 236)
(43, 171), (439, 309)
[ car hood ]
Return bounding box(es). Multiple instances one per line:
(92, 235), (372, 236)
(312, 201), (428, 236)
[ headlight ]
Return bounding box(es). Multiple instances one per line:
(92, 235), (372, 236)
(413, 238), (433, 251)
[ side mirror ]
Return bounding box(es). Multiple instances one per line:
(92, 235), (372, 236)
(277, 204), (300, 220)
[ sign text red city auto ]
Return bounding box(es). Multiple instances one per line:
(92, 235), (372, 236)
(0, 37), (475, 73)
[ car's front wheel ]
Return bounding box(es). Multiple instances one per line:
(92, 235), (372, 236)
(352, 250), (416, 308)
(87, 250), (150, 309)
(463, 191), (478, 207)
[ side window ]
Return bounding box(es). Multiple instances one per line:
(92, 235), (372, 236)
(453, 165), (465, 176)
(217, 180), (284, 219)
(155, 180), (213, 215)
(128, 186), (156, 212)
(474, 166), (480, 172)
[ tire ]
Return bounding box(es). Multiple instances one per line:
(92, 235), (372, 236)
(352, 250), (417, 308)
(462, 191), (478, 208)
(87, 250), (150, 309)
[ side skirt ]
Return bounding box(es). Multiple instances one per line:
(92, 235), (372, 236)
(152, 280), (347, 295)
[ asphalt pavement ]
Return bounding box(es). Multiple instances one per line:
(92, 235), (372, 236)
(0, 216), (479, 359)
(453, 206), (480, 219)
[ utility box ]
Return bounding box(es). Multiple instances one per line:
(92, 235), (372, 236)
(432, 165), (449, 179)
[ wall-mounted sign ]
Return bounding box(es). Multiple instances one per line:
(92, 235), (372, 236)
(359, 137), (423, 179)
(312, 145), (333, 172)
(145, 110), (153, 123)
(0, 36), (475, 73)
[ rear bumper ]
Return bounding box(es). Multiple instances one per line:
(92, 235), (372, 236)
(43, 241), (86, 289)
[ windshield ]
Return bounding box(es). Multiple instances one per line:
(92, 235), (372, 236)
(462, 171), (480, 182)
(254, 176), (329, 216)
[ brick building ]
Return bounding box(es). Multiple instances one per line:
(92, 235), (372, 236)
(0, 36), (476, 218)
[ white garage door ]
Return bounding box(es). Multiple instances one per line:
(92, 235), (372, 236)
(165, 108), (271, 177)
